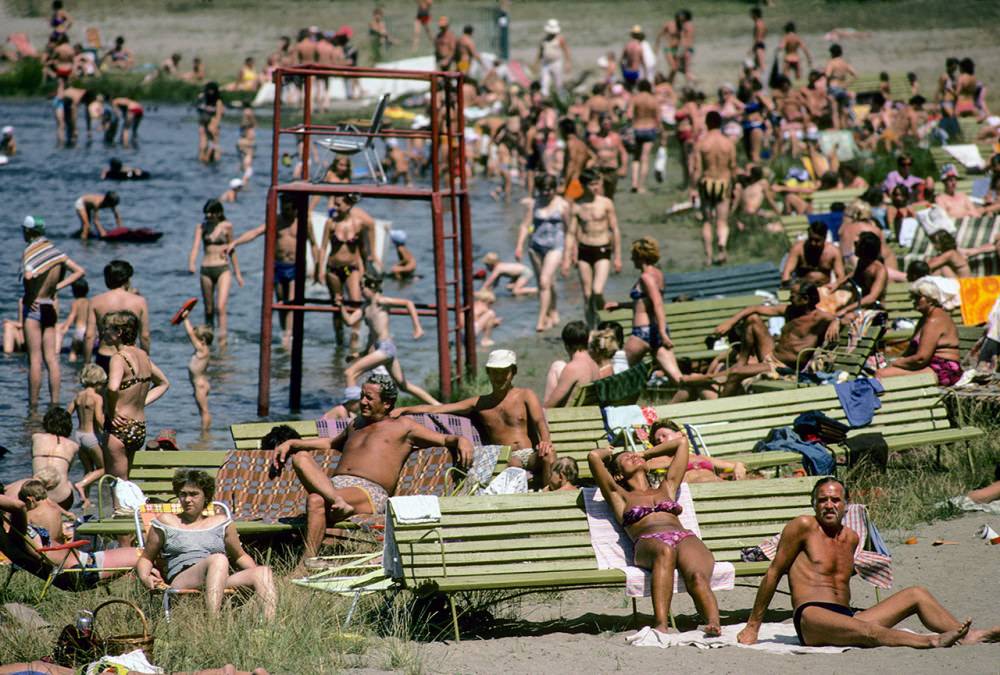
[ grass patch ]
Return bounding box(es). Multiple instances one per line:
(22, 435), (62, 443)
(844, 404), (1000, 534)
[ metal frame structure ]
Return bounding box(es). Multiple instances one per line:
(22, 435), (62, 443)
(257, 65), (475, 415)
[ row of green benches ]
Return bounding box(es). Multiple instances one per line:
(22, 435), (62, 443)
(545, 372), (982, 480)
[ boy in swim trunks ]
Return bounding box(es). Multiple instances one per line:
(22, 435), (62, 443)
(67, 364), (106, 507)
(272, 373), (473, 560)
(60, 277), (89, 362)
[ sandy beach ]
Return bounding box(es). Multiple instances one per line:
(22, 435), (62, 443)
(405, 512), (1000, 674)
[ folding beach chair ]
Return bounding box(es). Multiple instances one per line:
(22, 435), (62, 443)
(317, 93), (390, 184)
(132, 501), (237, 621)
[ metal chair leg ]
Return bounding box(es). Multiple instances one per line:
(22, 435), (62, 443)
(344, 590), (361, 628)
(163, 590), (173, 622)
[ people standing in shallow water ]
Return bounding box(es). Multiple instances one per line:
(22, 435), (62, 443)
(189, 199), (243, 348)
(196, 81), (224, 163)
(74, 191), (122, 241)
(101, 310), (169, 480)
(515, 174), (568, 332)
(21, 215), (85, 408)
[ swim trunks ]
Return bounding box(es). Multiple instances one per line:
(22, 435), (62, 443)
(577, 242), (613, 265)
(376, 339), (397, 358)
(26, 299), (58, 328)
(698, 177), (730, 207)
(631, 324), (669, 351)
(621, 68), (640, 84)
(792, 601), (856, 646)
(73, 430), (102, 453)
(331, 474), (389, 514)
(274, 261), (296, 283)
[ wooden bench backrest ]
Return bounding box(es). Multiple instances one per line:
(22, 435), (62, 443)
(546, 373), (948, 475)
(390, 476), (818, 589)
(847, 72), (908, 95)
(129, 450), (230, 501)
(229, 420), (319, 450)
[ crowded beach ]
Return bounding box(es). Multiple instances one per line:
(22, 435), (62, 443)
(2, 1), (1000, 672)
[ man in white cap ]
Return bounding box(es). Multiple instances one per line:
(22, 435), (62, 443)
(220, 178), (243, 203)
(391, 348), (556, 489)
(21, 216), (86, 408)
(536, 19), (570, 97)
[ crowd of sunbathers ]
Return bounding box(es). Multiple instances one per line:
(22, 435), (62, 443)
(5, 1), (1000, 659)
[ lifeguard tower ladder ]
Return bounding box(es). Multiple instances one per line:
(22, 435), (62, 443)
(257, 65), (475, 415)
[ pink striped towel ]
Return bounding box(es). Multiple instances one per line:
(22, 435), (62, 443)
(583, 485), (736, 598)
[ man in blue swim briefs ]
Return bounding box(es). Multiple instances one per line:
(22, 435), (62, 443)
(227, 195), (319, 348)
(272, 373), (473, 561)
(738, 477), (1000, 648)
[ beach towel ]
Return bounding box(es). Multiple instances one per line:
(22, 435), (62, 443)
(625, 622), (852, 654)
(916, 206), (956, 236)
(835, 378), (885, 427)
(958, 276), (1000, 326)
(819, 130), (857, 161)
(942, 495), (1000, 515)
(760, 503), (892, 588)
(944, 144), (986, 170)
(582, 485), (735, 598)
(21, 238), (67, 280)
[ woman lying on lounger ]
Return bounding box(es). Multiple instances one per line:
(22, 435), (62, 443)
(643, 419), (747, 483)
(588, 434), (721, 636)
(136, 469), (277, 619)
(877, 278), (962, 386)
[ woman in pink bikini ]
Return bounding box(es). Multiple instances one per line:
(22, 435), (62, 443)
(643, 420), (747, 483)
(877, 279), (963, 386)
(589, 433), (722, 636)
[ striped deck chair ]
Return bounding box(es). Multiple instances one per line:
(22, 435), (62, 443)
(903, 214), (1000, 276)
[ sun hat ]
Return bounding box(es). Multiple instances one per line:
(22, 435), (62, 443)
(544, 19), (560, 35)
(486, 349), (517, 369)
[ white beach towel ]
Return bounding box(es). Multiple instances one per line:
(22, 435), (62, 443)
(389, 495), (441, 523)
(944, 144), (986, 170)
(943, 495), (1000, 515)
(625, 622), (852, 654)
(582, 485), (736, 598)
(916, 206), (956, 236)
(898, 216), (920, 247)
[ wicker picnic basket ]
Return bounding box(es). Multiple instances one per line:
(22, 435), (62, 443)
(92, 599), (154, 657)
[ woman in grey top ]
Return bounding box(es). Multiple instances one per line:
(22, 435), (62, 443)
(136, 469), (277, 619)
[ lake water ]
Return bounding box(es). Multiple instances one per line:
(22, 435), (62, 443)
(0, 100), (601, 485)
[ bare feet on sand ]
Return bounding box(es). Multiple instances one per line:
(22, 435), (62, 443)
(933, 618), (971, 647)
(702, 623), (722, 637)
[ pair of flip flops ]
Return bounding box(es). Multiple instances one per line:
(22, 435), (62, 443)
(170, 297), (198, 325)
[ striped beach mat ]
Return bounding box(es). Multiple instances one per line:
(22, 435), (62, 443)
(903, 214), (1000, 277)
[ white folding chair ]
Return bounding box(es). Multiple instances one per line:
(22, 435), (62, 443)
(316, 93), (390, 184)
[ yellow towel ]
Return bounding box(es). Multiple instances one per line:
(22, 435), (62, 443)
(959, 276), (1000, 326)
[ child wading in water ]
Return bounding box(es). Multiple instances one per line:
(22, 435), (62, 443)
(480, 252), (538, 296)
(176, 304), (213, 432)
(343, 273), (438, 404)
(67, 364), (107, 507)
(61, 278), (90, 362)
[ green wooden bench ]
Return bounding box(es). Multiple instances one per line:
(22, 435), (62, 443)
(545, 373), (982, 479)
(389, 476), (821, 641)
(231, 420), (319, 450)
(599, 294), (766, 364)
(847, 72), (908, 97)
(77, 450), (293, 538)
(568, 362), (650, 407)
(749, 316), (887, 392)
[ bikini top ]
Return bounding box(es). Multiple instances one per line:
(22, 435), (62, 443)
(629, 282), (646, 301)
(622, 499), (683, 527)
(329, 223), (361, 252)
(202, 221), (228, 246)
(687, 458), (714, 472)
(118, 351), (151, 391)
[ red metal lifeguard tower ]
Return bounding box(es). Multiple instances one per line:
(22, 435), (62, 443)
(256, 65), (475, 415)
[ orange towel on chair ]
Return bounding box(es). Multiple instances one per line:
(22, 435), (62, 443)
(959, 276), (1000, 326)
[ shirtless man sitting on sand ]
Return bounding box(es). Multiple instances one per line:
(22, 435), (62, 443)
(272, 374), (472, 559)
(739, 477), (1000, 648)
(676, 282), (835, 399)
(392, 349), (556, 489)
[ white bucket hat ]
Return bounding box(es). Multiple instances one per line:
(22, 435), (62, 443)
(544, 19), (560, 35)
